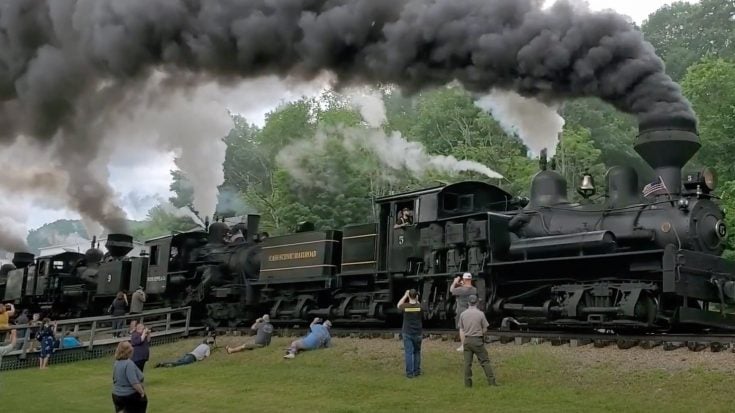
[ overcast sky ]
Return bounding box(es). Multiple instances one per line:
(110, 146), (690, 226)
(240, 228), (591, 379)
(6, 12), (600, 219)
(25, 0), (700, 231)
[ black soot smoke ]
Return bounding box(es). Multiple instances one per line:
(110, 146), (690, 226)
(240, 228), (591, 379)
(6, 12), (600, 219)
(0, 0), (692, 237)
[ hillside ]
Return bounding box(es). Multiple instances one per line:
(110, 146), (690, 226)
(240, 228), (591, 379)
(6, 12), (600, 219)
(25, 219), (147, 255)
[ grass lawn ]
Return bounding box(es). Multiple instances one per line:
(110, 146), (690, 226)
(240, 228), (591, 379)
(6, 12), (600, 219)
(3, 336), (735, 413)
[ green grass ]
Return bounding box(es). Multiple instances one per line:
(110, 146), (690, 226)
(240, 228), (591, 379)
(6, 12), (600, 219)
(3, 336), (735, 413)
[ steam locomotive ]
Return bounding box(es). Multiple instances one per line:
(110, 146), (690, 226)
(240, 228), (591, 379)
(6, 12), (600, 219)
(2, 116), (735, 332)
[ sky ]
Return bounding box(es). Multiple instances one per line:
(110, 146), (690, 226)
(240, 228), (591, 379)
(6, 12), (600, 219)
(23, 0), (700, 232)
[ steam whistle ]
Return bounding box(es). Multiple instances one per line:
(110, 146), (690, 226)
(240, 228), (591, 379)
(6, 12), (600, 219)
(539, 149), (548, 171)
(204, 216), (210, 232)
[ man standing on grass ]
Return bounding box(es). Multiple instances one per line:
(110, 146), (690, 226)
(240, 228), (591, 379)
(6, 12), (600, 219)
(451, 272), (478, 351)
(458, 295), (497, 388)
(397, 289), (422, 378)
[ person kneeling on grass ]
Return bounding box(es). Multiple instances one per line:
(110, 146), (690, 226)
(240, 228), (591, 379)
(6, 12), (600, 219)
(226, 314), (274, 354)
(283, 318), (331, 359)
(155, 338), (213, 368)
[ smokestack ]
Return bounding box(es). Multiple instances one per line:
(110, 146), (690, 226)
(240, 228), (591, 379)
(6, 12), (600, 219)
(105, 233), (134, 258)
(634, 116), (700, 196)
(12, 252), (34, 269)
(247, 214), (261, 243)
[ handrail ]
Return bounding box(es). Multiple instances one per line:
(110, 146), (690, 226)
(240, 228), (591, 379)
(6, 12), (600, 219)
(0, 306), (194, 362)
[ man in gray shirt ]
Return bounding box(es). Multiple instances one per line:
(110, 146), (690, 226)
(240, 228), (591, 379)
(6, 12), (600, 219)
(458, 295), (497, 388)
(130, 287), (146, 314)
(226, 314), (274, 354)
(450, 272), (478, 351)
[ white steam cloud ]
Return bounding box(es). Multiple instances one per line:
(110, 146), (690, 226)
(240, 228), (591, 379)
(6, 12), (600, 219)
(475, 90), (565, 157)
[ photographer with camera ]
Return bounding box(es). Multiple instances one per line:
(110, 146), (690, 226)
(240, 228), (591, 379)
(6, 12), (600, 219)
(226, 314), (274, 354)
(397, 289), (423, 378)
(450, 273), (478, 352)
(0, 302), (16, 330)
(131, 322), (151, 371)
(283, 318), (331, 359)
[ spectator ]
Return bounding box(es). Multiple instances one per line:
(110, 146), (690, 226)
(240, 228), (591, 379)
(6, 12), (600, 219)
(450, 272), (478, 352)
(61, 331), (82, 348)
(283, 318), (332, 359)
(131, 323), (151, 371)
(37, 318), (57, 369)
(397, 289), (423, 378)
(112, 341), (147, 413)
(109, 292), (129, 337)
(155, 338), (213, 368)
(130, 287), (146, 315)
(129, 287), (146, 333)
(28, 313), (41, 351)
(0, 328), (17, 366)
(14, 309), (29, 350)
(226, 315), (274, 354)
(0, 303), (15, 330)
(458, 295), (497, 388)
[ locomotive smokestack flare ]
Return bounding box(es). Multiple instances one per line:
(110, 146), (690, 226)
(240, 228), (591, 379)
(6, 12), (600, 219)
(105, 233), (134, 259)
(634, 117), (701, 196)
(12, 252), (34, 269)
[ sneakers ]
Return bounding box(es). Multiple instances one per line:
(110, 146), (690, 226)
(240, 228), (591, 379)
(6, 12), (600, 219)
(283, 353), (295, 359)
(456, 345), (464, 352)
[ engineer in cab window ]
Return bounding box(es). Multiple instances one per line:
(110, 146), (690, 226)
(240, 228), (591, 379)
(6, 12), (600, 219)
(394, 208), (413, 229)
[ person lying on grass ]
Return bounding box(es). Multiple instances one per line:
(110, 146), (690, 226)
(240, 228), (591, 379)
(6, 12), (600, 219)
(283, 318), (331, 359)
(155, 338), (213, 368)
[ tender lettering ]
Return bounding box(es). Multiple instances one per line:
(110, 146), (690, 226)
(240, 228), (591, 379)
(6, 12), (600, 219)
(268, 250), (318, 262)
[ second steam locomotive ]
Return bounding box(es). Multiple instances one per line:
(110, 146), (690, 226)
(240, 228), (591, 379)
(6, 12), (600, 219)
(2, 116), (735, 333)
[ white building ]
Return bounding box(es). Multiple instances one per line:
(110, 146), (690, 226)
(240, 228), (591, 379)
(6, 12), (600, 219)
(38, 237), (147, 258)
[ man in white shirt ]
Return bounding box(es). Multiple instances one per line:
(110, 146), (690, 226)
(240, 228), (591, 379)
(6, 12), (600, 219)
(155, 338), (213, 368)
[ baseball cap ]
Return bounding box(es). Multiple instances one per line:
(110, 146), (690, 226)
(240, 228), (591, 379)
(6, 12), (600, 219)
(262, 314), (270, 322)
(323, 320), (332, 328)
(468, 295), (478, 305)
(462, 272), (472, 280)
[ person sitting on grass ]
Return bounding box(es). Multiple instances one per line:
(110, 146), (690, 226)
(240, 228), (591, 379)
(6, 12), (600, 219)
(226, 314), (274, 354)
(61, 331), (82, 348)
(155, 338), (213, 368)
(0, 328), (17, 365)
(283, 318), (331, 359)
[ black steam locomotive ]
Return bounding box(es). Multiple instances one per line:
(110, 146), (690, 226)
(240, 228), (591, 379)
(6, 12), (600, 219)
(2, 117), (734, 332)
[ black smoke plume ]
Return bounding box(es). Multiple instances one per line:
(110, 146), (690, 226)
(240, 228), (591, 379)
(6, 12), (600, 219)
(0, 0), (693, 237)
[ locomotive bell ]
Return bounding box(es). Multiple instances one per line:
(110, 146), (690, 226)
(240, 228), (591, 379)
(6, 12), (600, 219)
(577, 172), (595, 199)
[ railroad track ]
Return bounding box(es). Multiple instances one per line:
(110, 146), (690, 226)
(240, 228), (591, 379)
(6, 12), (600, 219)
(211, 326), (735, 352)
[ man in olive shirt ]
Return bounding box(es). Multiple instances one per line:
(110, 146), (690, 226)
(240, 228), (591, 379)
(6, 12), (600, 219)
(458, 295), (497, 387)
(451, 272), (478, 351)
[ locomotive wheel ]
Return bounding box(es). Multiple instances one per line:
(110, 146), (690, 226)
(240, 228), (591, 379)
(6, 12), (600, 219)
(634, 294), (658, 325)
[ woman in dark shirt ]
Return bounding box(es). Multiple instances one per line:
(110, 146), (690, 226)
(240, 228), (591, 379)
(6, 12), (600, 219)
(109, 292), (128, 338)
(112, 341), (147, 413)
(130, 322), (151, 371)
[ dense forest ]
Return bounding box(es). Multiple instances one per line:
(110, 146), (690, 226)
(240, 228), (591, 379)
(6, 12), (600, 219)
(26, 0), (735, 258)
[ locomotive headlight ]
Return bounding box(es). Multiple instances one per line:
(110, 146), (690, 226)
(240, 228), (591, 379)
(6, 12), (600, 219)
(702, 167), (717, 191)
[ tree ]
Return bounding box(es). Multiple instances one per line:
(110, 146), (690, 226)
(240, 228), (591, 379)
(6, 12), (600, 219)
(643, 0), (735, 80)
(554, 126), (607, 202)
(681, 58), (735, 182)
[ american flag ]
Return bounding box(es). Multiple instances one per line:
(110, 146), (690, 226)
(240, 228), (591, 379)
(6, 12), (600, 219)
(642, 176), (667, 197)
